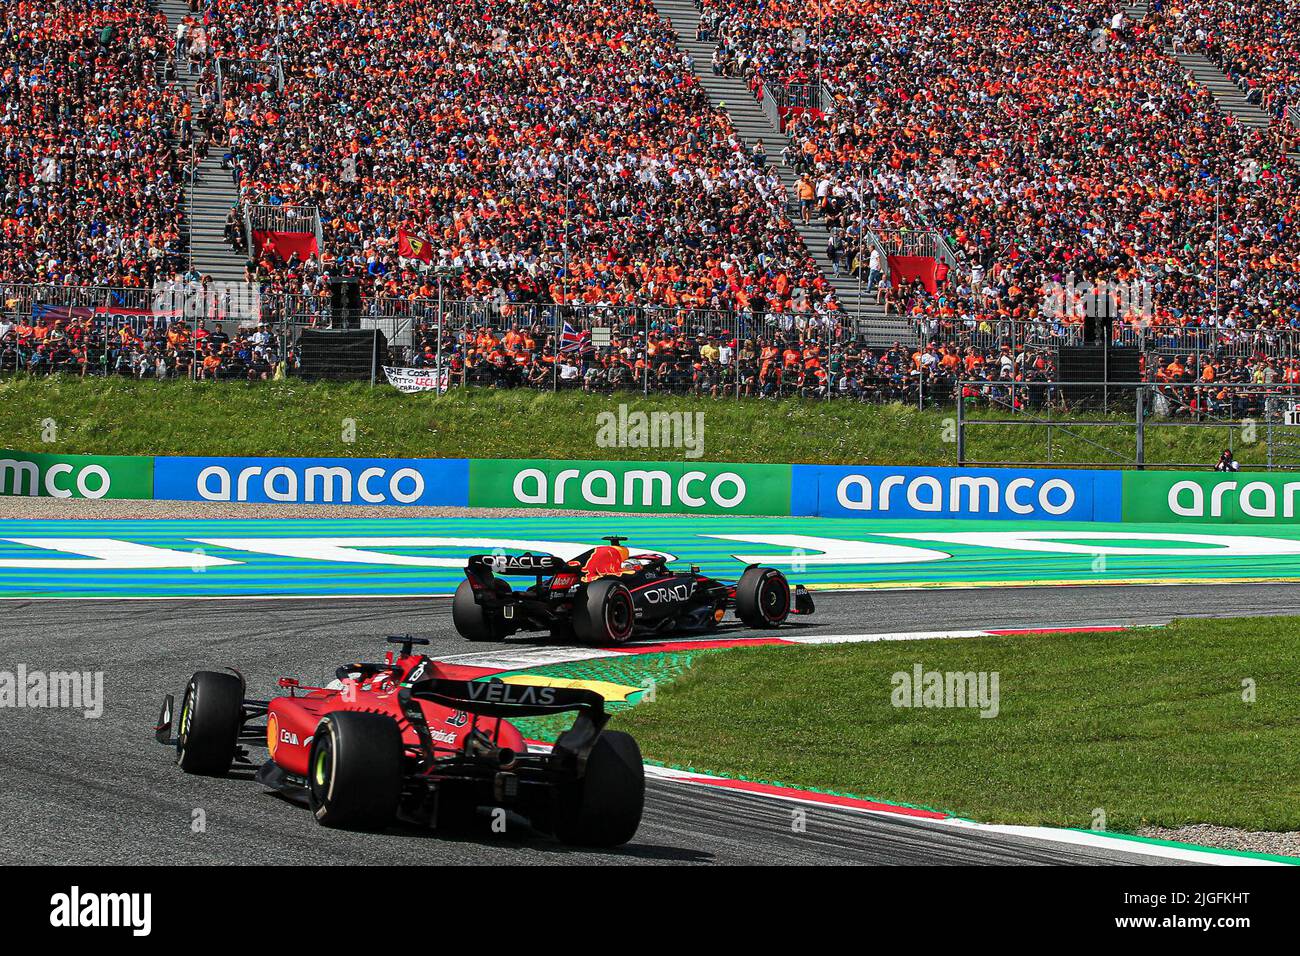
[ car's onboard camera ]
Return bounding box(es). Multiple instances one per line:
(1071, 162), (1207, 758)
(156, 636), (644, 847)
(452, 535), (816, 644)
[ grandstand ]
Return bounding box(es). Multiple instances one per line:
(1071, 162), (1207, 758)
(1, 0), (1299, 404)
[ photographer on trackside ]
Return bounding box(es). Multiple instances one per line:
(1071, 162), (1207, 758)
(1215, 448), (1240, 472)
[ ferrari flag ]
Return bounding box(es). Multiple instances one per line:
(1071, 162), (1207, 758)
(398, 229), (433, 264)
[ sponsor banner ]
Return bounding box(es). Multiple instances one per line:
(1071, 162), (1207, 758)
(792, 465), (1121, 521)
(468, 459), (791, 515)
(1122, 471), (1300, 523)
(383, 366), (449, 394)
(152, 456), (469, 506)
(0, 448), (153, 500)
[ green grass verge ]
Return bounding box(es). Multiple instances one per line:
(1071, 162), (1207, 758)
(611, 618), (1300, 832)
(0, 375), (1267, 467)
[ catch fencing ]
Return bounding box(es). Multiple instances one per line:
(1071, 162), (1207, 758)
(9, 282), (1300, 407)
(288, 302), (852, 398)
(955, 380), (1300, 470)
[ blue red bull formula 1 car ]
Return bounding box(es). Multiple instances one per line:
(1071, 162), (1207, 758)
(453, 536), (815, 644)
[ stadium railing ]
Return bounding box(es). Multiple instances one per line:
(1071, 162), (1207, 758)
(955, 379), (1300, 469)
(1286, 105), (1300, 149)
(215, 57), (284, 101)
(758, 78), (823, 132)
(2, 284), (162, 320)
(243, 205), (323, 263)
(11, 283), (1300, 361)
(928, 317), (1300, 364)
(10, 283), (1300, 408)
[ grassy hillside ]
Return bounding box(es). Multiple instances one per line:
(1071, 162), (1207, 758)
(0, 375), (1266, 467)
(613, 618), (1300, 834)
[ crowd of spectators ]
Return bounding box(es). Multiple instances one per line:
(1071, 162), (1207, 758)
(701, 0), (1300, 344)
(190, 0), (840, 335)
(388, 308), (1063, 405)
(0, 307), (284, 380)
(1151, 0), (1300, 115)
(4, 0), (1300, 416)
(0, 1), (188, 288)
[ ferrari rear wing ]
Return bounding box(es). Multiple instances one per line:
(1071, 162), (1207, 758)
(406, 678), (605, 720)
(400, 678), (610, 768)
(467, 553), (570, 576)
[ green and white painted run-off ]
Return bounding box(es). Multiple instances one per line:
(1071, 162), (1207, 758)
(7, 515), (1300, 598)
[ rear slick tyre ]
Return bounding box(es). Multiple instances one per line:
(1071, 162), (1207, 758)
(553, 731), (644, 846)
(452, 579), (510, 642)
(573, 579), (635, 644)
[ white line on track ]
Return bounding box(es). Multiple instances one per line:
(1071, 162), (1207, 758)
(643, 767), (1291, 866)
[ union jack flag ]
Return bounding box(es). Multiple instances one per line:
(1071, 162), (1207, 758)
(559, 322), (590, 352)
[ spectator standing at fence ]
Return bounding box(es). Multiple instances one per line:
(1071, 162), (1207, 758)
(797, 176), (816, 224)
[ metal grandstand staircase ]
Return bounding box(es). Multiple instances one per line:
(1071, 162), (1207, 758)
(1176, 52), (1274, 132)
(653, 0), (908, 347)
(1127, 0), (1299, 163)
(1169, 52), (1273, 133)
(158, 0), (248, 285)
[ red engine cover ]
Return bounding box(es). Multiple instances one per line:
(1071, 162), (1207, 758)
(266, 659), (526, 778)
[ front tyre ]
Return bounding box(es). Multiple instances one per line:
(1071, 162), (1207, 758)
(573, 579), (636, 644)
(307, 712), (403, 830)
(176, 671), (243, 776)
(735, 566), (791, 628)
(552, 731), (644, 846)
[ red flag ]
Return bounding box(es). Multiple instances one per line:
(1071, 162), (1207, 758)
(398, 228), (433, 264)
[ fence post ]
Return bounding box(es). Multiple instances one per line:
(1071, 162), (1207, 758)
(732, 313), (739, 401)
(1135, 386), (1145, 469)
(955, 384), (965, 466)
(1268, 401), (1274, 470)
(1103, 340), (1109, 414)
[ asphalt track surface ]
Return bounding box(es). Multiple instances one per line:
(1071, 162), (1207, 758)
(5, 584), (1298, 865)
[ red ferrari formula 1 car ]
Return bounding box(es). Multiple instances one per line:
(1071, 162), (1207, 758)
(453, 536), (815, 644)
(154, 636), (644, 846)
